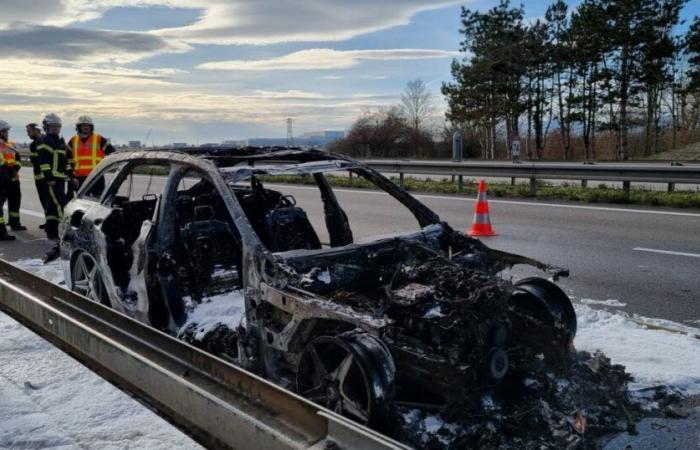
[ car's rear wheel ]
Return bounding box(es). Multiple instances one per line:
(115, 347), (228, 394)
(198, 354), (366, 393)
(72, 252), (110, 307)
(509, 277), (576, 358)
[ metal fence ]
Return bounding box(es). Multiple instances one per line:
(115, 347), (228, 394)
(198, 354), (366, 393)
(362, 160), (700, 195)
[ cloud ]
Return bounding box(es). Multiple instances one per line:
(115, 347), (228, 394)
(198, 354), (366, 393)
(0, 1), (461, 62)
(0, 1), (69, 27)
(197, 48), (459, 71)
(0, 1), (458, 138)
(248, 90), (331, 100)
(0, 25), (185, 63)
(0, 59), (393, 130)
(152, 0), (461, 45)
(1, 1), (460, 46)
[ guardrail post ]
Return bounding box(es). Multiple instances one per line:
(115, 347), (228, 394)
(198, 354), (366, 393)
(622, 181), (631, 198)
(399, 172), (404, 187)
(529, 177), (537, 196)
(348, 171), (354, 186)
(581, 180), (587, 188)
(458, 175), (464, 191)
(511, 177), (516, 186)
(668, 182), (675, 193)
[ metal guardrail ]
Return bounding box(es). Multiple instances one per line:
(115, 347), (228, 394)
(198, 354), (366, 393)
(0, 259), (407, 450)
(362, 160), (700, 195)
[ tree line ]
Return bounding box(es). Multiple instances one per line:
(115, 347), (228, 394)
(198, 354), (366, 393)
(333, 0), (700, 161)
(443, 0), (700, 160)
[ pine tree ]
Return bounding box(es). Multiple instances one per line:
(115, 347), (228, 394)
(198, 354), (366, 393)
(442, 0), (527, 159)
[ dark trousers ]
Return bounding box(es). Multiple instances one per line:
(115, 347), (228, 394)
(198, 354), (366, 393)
(7, 179), (21, 226)
(0, 186), (8, 235)
(35, 179), (49, 215)
(67, 178), (75, 201)
(45, 180), (67, 238)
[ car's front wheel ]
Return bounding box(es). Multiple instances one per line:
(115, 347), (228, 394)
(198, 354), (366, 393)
(71, 252), (111, 307)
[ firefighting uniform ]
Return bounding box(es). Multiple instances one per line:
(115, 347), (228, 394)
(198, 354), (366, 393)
(29, 137), (50, 221)
(0, 139), (23, 231)
(37, 133), (72, 238)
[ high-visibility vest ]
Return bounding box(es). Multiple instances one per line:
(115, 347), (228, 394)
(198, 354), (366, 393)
(0, 141), (16, 167)
(71, 133), (105, 177)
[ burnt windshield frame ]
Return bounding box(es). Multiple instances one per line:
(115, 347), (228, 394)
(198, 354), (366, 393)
(78, 160), (127, 203)
(222, 162), (441, 236)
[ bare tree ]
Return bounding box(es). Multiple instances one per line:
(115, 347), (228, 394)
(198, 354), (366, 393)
(401, 79), (435, 132)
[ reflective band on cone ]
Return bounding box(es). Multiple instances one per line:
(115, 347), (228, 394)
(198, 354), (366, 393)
(468, 180), (497, 236)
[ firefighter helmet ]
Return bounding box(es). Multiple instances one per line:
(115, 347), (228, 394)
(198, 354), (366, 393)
(42, 113), (63, 132)
(0, 120), (10, 132)
(76, 115), (93, 126)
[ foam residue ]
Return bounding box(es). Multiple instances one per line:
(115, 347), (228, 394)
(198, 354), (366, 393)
(1, 258), (201, 449)
(574, 303), (700, 394)
(179, 290), (246, 340)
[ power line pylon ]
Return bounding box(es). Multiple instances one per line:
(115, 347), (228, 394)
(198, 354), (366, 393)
(286, 118), (294, 147)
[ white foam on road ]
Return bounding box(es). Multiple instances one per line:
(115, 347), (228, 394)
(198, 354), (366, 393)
(0, 259), (201, 450)
(574, 303), (700, 394)
(579, 298), (627, 308)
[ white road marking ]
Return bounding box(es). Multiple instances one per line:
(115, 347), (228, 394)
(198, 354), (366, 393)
(19, 208), (45, 219)
(3, 207), (45, 219)
(633, 247), (700, 258)
(269, 184), (700, 218)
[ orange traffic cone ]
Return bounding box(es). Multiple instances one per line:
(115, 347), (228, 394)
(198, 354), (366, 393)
(467, 180), (497, 236)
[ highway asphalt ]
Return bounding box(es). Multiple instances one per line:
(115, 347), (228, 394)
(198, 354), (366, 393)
(3, 168), (699, 324)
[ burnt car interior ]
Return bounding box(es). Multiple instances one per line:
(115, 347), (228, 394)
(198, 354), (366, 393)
(173, 172), (242, 301)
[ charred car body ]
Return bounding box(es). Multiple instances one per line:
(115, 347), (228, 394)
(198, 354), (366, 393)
(59, 147), (577, 430)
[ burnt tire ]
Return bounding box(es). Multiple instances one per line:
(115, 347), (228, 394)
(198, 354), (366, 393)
(509, 277), (576, 357)
(296, 332), (395, 427)
(71, 252), (111, 307)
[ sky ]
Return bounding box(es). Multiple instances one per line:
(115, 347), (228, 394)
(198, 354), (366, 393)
(0, 0), (698, 145)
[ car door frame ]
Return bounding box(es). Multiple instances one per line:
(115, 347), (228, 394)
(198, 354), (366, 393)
(78, 159), (168, 323)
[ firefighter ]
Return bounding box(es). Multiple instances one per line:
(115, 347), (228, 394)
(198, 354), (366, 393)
(27, 123), (49, 230)
(0, 120), (26, 240)
(37, 113), (72, 240)
(67, 115), (114, 198)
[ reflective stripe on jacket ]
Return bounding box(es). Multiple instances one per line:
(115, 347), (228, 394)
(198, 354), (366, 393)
(1, 140), (17, 167)
(71, 133), (105, 177)
(37, 135), (70, 181)
(0, 141), (19, 181)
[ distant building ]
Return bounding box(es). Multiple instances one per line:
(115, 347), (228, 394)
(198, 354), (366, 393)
(247, 130), (344, 149)
(323, 130), (345, 142)
(247, 138), (288, 147)
(172, 142), (188, 149)
(222, 140), (247, 147)
(128, 140), (141, 148)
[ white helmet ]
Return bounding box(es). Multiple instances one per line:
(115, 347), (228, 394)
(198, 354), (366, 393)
(76, 115), (93, 126)
(0, 120), (10, 132)
(43, 113), (62, 126)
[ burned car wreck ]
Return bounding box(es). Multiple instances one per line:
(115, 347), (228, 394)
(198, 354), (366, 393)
(59, 147), (634, 448)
